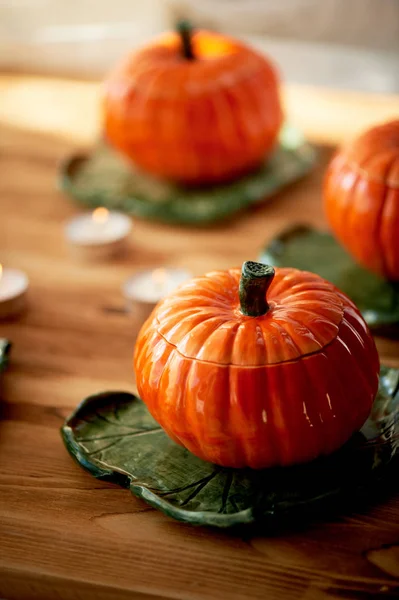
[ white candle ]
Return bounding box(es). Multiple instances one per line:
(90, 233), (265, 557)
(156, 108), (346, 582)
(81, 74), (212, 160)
(123, 268), (192, 320)
(0, 265), (29, 319)
(65, 208), (132, 260)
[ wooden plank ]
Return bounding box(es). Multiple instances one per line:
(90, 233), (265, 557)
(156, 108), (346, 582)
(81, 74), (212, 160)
(1, 77), (399, 600)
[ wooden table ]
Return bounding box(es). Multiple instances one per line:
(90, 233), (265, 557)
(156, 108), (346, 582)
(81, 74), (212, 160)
(1, 75), (399, 600)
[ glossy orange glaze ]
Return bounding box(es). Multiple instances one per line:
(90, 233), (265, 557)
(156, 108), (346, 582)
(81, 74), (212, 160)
(103, 30), (282, 185)
(324, 120), (399, 280)
(134, 267), (380, 469)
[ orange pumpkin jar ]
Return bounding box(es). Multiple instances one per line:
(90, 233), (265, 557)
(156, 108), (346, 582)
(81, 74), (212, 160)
(324, 120), (399, 281)
(103, 23), (282, 185)
(134, 262), (379, 469)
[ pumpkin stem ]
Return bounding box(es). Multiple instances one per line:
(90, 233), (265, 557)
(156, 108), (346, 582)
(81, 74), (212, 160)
(177, 20), (195, 60)
(239, 262), (275, 317)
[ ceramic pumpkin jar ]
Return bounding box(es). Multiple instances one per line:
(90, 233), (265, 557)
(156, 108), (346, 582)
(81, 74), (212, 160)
(324, 120), (399, 280)
(103, 23), (283, 185)
(134, 262), (380, 469)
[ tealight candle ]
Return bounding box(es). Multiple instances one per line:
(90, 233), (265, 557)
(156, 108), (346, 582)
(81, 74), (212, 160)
(65, 208), (132, 260)
(123, 267), (192, 321)
(0, 265), (29, 319)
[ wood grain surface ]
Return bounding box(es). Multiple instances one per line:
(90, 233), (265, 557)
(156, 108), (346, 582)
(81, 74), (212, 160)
(1, 75), (399, 600)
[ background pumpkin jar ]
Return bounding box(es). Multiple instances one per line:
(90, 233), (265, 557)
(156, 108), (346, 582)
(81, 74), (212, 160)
(103, 22), (283, 185)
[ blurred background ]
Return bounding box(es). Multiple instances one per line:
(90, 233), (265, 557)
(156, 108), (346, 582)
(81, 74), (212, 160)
(1, 0), (399, 93)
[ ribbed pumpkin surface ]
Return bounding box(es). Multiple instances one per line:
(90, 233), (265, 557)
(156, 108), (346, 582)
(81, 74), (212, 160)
(103, 30), (282, 185)
(134, 267), (379, 469)
(324, 120), (399, 280)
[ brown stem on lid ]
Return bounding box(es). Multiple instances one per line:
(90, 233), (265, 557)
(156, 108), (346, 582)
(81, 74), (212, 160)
(177, 20), (195, 60)
(239, 261), (275, 317)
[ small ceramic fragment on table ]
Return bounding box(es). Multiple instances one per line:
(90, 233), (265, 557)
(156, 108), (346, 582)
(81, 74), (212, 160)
(0, 339), (11, 374)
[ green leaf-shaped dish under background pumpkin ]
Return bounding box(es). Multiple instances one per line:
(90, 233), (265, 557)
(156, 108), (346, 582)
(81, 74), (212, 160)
(59, 125), (315, 226)
(62, 366), (399, 528)
(260, 226), (399, 334)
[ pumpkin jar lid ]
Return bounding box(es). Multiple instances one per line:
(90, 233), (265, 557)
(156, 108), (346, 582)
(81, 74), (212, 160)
(342, 120), (399, 188)
(154, 261), (345, 366)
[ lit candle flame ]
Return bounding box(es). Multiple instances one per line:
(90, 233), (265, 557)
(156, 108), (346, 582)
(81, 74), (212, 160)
(92, 207), (109, 224)
(0, 264), (2, 281)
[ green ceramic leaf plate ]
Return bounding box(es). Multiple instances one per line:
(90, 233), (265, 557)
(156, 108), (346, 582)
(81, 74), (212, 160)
(260, 225), (399, 334)
(59, 125), (315, 226)
(62, 366), (399, 528)
(0, 339), (11, 374)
